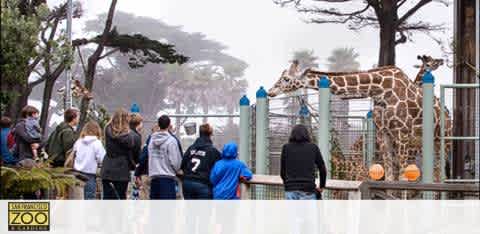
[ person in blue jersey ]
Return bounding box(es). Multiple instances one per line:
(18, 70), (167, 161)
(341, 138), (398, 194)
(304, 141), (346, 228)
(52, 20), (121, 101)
(210, 142), (252, 200)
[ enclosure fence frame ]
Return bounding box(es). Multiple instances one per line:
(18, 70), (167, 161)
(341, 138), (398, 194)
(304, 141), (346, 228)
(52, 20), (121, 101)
(440, 83), (480, 181)
(318, 77), (331, 179)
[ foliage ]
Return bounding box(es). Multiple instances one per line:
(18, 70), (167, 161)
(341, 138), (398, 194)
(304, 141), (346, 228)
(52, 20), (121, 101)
(327, 47), (360, 72)
(0, 162), (79, 199)
(1, 0), (79, 123)
(0, 0), (44, 110)
(94, 28), (189, 68)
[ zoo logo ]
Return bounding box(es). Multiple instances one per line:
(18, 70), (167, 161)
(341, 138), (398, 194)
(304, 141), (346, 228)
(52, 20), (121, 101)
(8, 202), (50, 231)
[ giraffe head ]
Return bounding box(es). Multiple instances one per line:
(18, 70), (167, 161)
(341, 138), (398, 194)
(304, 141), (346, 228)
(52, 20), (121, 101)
(268, 70), (302, 97)
(415, 55), (444, 71)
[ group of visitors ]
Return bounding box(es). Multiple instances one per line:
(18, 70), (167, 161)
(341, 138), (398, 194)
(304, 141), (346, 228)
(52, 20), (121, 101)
(1, 105), (327, 200)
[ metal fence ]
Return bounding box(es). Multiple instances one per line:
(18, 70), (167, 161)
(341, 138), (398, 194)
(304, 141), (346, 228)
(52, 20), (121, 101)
(239, 175), (479, 200)
(143, 114), (240, 152)
(261, 90), (373, 178)
(440, 84), (479, 180)
(240, 175), (362, 200)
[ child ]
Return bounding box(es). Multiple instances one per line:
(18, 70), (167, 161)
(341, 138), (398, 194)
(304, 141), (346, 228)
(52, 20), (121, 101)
(210, 142), (252, 200)
(25, 112), (42, 159)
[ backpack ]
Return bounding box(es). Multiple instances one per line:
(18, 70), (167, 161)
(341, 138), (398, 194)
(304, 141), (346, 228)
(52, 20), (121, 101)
(46, 127), (72, 162)
(6, 130), (15, 151)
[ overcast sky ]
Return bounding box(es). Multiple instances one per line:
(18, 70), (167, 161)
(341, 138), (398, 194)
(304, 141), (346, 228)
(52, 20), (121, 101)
(62, 0), (453, 103)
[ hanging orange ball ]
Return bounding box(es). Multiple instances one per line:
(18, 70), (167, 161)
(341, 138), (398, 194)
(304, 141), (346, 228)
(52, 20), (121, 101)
(369, 164), (385, 180)
(404, 164), (421, 181)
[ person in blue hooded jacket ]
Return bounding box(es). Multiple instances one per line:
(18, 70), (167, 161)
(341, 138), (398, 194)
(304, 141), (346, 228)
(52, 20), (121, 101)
(210, 142), (252, 200)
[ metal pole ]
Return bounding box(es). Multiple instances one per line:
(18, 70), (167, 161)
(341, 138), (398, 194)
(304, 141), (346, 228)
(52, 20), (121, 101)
(476, 0), (479, 180)
(239, 95), (251, 164)
(440, 87), (446, 181)
(422, 71), (435, 184)
(366, 111), (376, 167)
(64, 0), (73, 109)
(255, 87), (268, 175)
(318, 76), (331, 179)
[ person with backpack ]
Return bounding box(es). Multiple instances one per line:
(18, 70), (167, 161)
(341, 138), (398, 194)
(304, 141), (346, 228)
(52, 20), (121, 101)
(0, 117), (17, 165)
(13, 106), (43, 162)
(210, 142), (252, 200)
(181, 123), (221, 199)
(280, 124), (327, 200)
(46, 108), (80, 167)
(72, 121), (106, 199)
(101, 108), (137, 199)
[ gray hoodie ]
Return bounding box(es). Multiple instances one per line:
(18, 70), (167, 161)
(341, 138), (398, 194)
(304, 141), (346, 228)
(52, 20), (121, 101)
(147, 131), (182, 178)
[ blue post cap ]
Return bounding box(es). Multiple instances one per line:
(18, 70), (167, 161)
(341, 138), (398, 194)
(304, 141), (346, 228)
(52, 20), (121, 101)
(318, 76), (330, 88)
(130, 103), (140, 113)
(366, 110), (373, 118)
(299, 105), (310, 117)
(256, 86), (268, 98)
(239, 95), (250, 106)
(422, 70), (435, 84)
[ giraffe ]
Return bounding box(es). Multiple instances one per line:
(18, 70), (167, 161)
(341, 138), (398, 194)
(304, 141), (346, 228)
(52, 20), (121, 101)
(268, 63), (453, 182)
(413, 55), (444, 85)
(341, 55), (447, 180)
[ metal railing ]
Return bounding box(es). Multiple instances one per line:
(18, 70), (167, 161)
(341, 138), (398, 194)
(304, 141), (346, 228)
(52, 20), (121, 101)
(240, 175), (362, 200)
(240, 175), (479, 200)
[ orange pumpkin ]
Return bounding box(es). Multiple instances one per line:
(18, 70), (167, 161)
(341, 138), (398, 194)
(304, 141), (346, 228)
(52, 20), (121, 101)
(404, 164), (420, 181)
(369, 164), (384, 180)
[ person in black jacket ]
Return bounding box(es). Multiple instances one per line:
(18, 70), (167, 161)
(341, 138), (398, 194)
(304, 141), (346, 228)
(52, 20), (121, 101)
(101, 109), (136, 199)
(280, 124), (327, 200)
(129, 113), (143, 164)
(181, 123), (221, 199)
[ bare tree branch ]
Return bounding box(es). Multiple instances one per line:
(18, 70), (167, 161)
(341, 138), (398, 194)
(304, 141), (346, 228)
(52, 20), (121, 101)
(397, 0), (408, 8)
(98, 48), (120, 60)
(397, 0), (432, 27)
(76, 46), (88, 75)
(296, 3), (371, 17)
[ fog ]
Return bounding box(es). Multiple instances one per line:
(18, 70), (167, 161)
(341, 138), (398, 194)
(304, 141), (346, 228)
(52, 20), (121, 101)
(52, 0), (454, 108)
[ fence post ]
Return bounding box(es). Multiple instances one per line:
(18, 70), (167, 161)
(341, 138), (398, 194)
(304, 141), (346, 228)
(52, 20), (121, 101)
(239, 95), (251, 164)
(422, 71), (435, 184)
(318, 76), (331, 179)
(366, 111), (375, 166)
(256, 87), (268, 175)
(240, 183), (250, 200)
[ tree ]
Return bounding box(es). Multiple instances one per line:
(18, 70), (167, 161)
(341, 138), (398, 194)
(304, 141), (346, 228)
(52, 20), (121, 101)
(1, 0), (82, 128)
(274, 0), (450, 66)
(72, 0), (188, 129)
(326, 47), (360, 72)
(292, 49), (319, 71)
(1, 0), (44, 119)
(79, 11), (248, 122)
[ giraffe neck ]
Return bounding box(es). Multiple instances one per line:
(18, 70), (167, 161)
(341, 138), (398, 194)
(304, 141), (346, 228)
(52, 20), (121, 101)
(414, 65), (426, 84)
(301, 66), (400, 99)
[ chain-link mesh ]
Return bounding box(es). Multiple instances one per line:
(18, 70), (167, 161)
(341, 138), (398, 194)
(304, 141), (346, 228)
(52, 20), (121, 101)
(243, 184), (355, 200)
(143, 115), (240, 153)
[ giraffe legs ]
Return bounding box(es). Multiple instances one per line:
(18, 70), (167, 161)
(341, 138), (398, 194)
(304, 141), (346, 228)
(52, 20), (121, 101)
(380, 131), (395, 181)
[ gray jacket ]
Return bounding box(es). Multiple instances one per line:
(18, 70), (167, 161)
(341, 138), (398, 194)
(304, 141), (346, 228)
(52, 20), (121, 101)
(147, 131), (182, 178)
